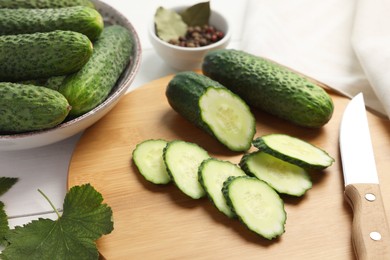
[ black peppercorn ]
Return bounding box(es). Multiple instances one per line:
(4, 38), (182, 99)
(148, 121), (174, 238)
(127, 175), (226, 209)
(169, 24), (224, 48)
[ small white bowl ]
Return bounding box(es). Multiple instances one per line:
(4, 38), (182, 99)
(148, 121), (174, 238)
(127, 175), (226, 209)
(0, 0), (142, 151)
(149, 6), (231, 71)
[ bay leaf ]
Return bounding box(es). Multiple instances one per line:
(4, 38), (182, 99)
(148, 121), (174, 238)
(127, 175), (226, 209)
(154, 7), (188, 42)
(180, 1), (211, 27)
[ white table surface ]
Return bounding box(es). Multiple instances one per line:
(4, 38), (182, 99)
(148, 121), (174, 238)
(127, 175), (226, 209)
(0, 0), (248, 229)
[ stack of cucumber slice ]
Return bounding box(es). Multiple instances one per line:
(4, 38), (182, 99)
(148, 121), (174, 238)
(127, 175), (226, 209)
(132, 133), (334, 240)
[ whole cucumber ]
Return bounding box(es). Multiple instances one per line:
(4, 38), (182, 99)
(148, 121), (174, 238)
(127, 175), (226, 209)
(17, 76), (66, 91)
(202, 49), (334, 128)
(0, 6), (104, 41)
(0, 30), (93, 81)
(59, 25), (133, 118)
(0, 83), (71, 133)
(0, 0), (94, 9)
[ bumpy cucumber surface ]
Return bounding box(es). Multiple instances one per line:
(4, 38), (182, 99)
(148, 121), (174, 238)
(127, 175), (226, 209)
(132, 139), (171, 185)
(166, 71), (256, 152)
(0, 30), (93, 81)
(198, 158), (246, 218)
(163, 140), (210, 199)
(18, 76), (66, 91)
(59, 25), (133, 118)
(202, 49), (334, 128)
(0, 83), (71, 133)
(252, 134), (335, 170)
(222, 176), (286, 240)
(0, 6), (103, 41)
(0, 0), (94, 8)
(240, 151), (312, 196)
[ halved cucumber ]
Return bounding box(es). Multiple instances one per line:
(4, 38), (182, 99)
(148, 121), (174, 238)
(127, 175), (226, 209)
(198, 158), (247, 218)
(163, 140), (210, 199)
(222, 176), (286, 240)
(132, 139), (171, 184)
(166, 72), (256, 152)
(240, 151), (312, 196)
(253, 134), (335, 170)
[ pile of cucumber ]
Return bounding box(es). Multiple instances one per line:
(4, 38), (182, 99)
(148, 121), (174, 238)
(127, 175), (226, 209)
(133, 135), (333, 240)
(0, 0), (134, 133)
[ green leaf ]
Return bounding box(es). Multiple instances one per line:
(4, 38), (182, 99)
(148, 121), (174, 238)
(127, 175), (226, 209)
(1, 184), (113, 260)
(180, 1), (211, 26)
(0, 177), (18, 197)
(0, 177), (17, 246)
(154, 6), (188, 42)
(0, 201), (9, 246)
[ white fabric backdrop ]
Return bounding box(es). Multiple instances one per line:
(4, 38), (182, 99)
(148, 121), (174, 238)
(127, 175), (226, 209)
(241, 0), (390, 118)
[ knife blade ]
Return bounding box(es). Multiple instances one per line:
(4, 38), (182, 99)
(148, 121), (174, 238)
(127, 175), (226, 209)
(339, 92), (390, 259)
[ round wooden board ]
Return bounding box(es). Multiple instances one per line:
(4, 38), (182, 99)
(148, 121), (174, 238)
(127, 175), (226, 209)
(67, 74), (390, 259)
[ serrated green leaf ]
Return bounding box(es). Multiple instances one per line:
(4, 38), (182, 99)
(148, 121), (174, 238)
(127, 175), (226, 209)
(0, 177), (18, 197)
(62, 183), (114, 240)
(1, 219), (97, 260)
(180, 1), (211, 26)
(0, 201), (9, 246)
(154, 6), (188, 42)
(1, 184), (113, 260)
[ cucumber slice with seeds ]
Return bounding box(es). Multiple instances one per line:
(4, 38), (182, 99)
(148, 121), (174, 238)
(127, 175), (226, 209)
(163, 140), (210, 199)
(253, 134), (334, 170)
(198, 158), (247, 218)
(240, 151), (312, 196)
(199, 87), (255, 151)
(222, 176), (286, 240)
(132, 139), (171, 184)
(166, 71), (256, 152)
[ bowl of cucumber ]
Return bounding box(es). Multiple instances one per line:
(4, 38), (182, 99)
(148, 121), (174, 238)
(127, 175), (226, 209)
(149, 3), (231, 71)
(0, 0), (142, 151)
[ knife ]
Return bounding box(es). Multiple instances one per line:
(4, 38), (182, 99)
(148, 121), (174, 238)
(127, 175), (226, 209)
(339, 92), (390, 259)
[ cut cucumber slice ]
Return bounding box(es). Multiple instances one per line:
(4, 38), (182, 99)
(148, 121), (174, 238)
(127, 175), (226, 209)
(132, 139), (171, 184)
(222, 176), (286, 240)
(199, 87), (256, 152)
(240, 151), (312, 196)
(253, 134), (334, 170)
(163, 140), (210, 199)
(198, 158), (247, 218)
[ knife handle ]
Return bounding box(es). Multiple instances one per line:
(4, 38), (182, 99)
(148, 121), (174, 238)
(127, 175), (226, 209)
(345, 183), (390, 260)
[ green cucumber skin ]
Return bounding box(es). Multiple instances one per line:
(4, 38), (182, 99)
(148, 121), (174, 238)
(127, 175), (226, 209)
(252, 136), (333, 170)
(0, 6), (103, 41)
(202, 49), (334, 128)
(166, 72), (224, 142)
(59, 25), (133, 117)
(239, 151), (312, 197)
(163, 140), (209, 199)
(166, 71), (255, 151)
(166, 71), (226, 132)
(239, 153), (260, 177)
(132, 139), (171, 185)
(0, 83), (71, 133)
(18, 76), (66, 91)
(198, 158), (246, 218)
(222, 176), (286, 240)
(0, 0), (94, 9)
(0, 30), (93, 81)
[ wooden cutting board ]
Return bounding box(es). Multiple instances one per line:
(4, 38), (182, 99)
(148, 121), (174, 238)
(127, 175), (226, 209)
(67, 74), (390, 259)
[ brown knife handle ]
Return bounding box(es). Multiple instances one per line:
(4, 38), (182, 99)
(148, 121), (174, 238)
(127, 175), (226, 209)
(344, 183), (390, 260)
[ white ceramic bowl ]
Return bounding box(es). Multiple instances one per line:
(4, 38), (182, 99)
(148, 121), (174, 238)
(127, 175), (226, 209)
(149, 6), (231, 71)
(0, 0), (142, 151)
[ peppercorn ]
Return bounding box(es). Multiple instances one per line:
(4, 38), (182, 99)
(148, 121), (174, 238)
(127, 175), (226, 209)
(168, 24), (225, 48)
